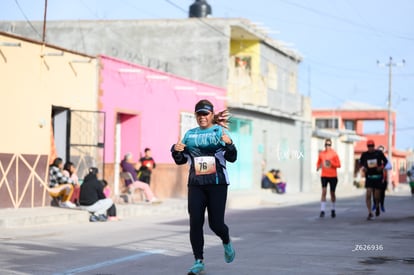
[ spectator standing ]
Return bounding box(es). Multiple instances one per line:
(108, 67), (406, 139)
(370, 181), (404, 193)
(137, 148), (156, 186)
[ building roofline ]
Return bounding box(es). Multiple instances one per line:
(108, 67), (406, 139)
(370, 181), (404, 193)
(1, 17), (301, 62)
(225, 18), (302, 62)
(100, 54), (225, 91)
(0, 30), (95, 58)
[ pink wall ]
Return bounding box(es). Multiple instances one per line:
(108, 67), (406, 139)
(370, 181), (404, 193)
(99, 55), (226, 163)
(119, 114), (140, 155)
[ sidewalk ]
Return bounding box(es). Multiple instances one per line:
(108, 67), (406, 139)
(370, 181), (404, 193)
(0, 183), (410, 229)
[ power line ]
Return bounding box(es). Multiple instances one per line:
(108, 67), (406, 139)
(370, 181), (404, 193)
(13, 0), (42, 39)
(164, 0), (232, 38)
(396, 127), (414, 132)
(278, 0), (414, 41)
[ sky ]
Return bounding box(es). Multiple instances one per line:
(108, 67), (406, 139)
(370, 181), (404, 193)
(2, 0), (414, 150)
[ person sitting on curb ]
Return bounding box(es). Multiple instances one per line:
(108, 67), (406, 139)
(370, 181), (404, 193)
(48, 157), (77, 209)
(101, 179), (119, 221)
(79, 167), (118, 222)
(62, 161), (81, 206)
(273, 169), (287, 194)
(261, 169), (286, 194)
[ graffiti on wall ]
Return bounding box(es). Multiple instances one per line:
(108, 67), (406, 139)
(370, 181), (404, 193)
(179, 54), (224, 65)
(111, 47), (171, 72)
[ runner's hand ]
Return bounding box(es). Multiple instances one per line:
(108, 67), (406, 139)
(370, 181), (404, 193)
(174, 137), (186, 152)
(221, 130), (232, 145)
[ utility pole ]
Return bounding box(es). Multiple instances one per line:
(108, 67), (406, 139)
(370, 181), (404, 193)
(42, 0), (48, 43)
(377, 57), (405, 188)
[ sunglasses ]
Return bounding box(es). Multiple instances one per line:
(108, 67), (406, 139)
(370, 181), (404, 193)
(367, 145), (375, 147)
(325, 144), (331, 146)
(196, 112), (210, 116)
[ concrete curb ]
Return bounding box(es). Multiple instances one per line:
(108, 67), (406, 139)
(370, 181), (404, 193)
(0, 184), (410, 229)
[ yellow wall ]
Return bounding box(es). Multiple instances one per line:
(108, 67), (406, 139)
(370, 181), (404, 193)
(0, 34), (97, 154)
(229, 39), (267, 106)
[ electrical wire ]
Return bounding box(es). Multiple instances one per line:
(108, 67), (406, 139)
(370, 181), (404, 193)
(159, 0), (413, 132)
(8, 0), (412, 144)
(13, 0), (42, 39)
(164, 0), (231, 37)
(279, 0), (414, 41)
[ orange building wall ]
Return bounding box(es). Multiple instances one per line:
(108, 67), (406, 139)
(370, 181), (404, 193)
(313, 109), (405, 188)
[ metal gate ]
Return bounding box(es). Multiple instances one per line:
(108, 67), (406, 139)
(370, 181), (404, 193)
(69, 110), (106, 180)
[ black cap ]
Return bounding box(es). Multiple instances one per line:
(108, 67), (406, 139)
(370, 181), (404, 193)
(88, 167), (99, 174)
(195, 101), (214, 113)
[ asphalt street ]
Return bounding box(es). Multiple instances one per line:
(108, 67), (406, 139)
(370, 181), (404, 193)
(0, 189), (413, 275)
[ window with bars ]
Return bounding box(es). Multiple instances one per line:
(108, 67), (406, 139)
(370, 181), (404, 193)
(315, 118), (339, 129)
(180, 112), (198, 139)
(344, 120), (356, 130)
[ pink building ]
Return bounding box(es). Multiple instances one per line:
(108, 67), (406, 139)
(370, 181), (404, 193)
(99, 55), (226, 198)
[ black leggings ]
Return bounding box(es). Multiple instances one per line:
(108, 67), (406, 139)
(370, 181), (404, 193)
(188, 184), (230, 260)
(372, 181), (387, 206)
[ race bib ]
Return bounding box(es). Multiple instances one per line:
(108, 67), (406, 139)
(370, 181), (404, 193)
(367, 159), (378, 168)
(194, 156), (216, 175)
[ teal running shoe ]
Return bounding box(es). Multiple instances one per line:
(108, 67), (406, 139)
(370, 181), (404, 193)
(187, 259), (204, 275)
(223, 242), (235, 263)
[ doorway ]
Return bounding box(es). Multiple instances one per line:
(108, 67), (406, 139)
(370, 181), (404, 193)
(113, 112), (140, 195)
(51, 106), (105, 179)
(51, 106), (70, 162)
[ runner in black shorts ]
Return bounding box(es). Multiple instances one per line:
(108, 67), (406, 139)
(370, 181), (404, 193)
(371, 145), (391, 213)
(316, 139), (341, 218)
(359, 140), (388, 220)
(321, 177), (338, 192)
(365, 176), (383, 189)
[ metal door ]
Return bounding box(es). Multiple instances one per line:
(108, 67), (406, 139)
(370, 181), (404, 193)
(69, 110), (106, 180)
